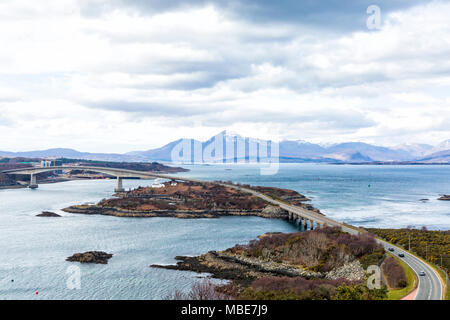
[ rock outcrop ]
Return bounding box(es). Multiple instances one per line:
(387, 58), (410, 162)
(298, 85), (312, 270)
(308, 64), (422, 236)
(62, 204), (289, 219)
(260, 205), (289, 218)
(66, 251), (113, 264)
(36, 211), (61, 217)
(325, 260), (365, 281)
(152, 250), (323, 287)
(438, 195), (450, 201)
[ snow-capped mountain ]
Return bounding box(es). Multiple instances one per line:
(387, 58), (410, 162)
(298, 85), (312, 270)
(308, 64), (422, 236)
(428, 139), (450, 155)
(394, 143), (434, 158)
(2, 134), (449, 164)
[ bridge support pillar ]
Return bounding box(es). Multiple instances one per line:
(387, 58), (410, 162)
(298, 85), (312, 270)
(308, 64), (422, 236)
(115, 177), (125, 192)
(29, 174), (38, 189)
(310, 220), (314, 230)
(288, 212), (293, 221)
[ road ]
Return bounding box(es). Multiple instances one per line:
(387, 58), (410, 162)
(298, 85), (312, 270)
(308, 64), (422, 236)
(379, 241), (443, 300)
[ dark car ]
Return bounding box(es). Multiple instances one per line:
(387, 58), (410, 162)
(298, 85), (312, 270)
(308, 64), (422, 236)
(388, 248), (394, 252)
(398, 253), (405, 257)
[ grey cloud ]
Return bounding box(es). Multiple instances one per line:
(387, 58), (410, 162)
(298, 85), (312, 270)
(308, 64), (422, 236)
(84, 0), (429, 32)
(168, 105), (375, 130)
(84, 100), (206, 116)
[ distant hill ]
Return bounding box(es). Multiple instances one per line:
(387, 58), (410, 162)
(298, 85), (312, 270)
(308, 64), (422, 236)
(0, 148), (141, 162)
(428, 139), (450, 155)
(417, 149), (450, 163)
(394, 143), (434, 158)
(323, 142), (413, 162)
(2, 134), (449, 164)
(125, 140), (184, 162)
(128, 132), (437, 163)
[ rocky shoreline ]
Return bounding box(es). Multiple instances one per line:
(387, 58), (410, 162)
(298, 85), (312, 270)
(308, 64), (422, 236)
(151, 250), (323, 287)
(151, 234), (367, 291)
(62, 204), (290, 219)
(438, 194), (450, 200)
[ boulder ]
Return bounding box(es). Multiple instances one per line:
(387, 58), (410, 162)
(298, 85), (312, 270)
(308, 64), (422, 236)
(261, 205), (288, 218)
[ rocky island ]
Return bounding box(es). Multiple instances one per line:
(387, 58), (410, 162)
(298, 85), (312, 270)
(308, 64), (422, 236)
(36, 211), (61, 217)
(154, 227), (389, 300)
(66, 251), (113, 264)
(438, 195), (450, 200)
(63, 181), (317, 219)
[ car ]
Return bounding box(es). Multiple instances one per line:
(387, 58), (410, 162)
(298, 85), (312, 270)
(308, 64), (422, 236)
(388, 247), (394, 252)
(398, 253), (405, 257)
(419, 271), (426, 276)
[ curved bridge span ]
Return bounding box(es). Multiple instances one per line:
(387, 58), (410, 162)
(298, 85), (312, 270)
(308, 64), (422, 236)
(2, 166), (444, 300)
(2, 166), (185, 192)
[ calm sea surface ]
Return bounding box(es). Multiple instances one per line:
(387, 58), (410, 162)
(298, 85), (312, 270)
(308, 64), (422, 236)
(0, 164), (449, 299)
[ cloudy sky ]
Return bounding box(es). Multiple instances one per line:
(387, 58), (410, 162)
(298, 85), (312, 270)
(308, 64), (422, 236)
(0, 0), (449, 153)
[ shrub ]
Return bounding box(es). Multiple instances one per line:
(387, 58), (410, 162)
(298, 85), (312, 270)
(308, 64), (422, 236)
(165, 280), (232, 300)
(382, 256), (407, 289)
(332, 284), (387, 300)
(239, 227), (382, 271)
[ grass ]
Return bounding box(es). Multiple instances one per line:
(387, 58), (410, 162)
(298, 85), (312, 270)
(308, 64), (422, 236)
(385, 253), (417, 300)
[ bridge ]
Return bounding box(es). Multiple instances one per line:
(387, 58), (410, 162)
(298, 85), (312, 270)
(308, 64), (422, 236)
(2, 165), (351, 230)
(2, 166), (173, 192)
(2, 165), (445, 300)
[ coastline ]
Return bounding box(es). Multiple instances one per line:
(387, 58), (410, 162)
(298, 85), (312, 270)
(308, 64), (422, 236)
(62, 205), (289, 219)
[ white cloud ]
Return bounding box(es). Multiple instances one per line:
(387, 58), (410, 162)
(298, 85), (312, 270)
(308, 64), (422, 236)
(0, 0), (449, 152)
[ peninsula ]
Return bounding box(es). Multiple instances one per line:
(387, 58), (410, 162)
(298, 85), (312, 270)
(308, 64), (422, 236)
(155, 227), (391, 300)
(62, 181), (316, 219)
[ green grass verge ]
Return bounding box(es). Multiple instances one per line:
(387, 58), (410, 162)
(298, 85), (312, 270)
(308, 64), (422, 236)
(385, 253), (417, 300)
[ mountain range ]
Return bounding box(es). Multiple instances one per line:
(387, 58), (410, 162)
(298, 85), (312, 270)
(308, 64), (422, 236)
(1, 132), (449, 164)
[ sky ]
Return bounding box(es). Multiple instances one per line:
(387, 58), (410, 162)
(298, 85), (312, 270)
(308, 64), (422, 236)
(0, 0), (449, 153)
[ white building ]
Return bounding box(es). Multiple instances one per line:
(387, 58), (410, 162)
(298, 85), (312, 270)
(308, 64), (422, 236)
(40, 160), (53, 168)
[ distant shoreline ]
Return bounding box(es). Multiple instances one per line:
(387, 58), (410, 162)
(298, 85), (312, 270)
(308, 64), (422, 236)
(331, 162), (450, 166)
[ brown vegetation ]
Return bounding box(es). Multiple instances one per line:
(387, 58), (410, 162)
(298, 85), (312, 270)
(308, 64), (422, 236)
(100, 181), (269, 211)
(166, 280), (232, 300)
(382, 256), (407, 289)
(228, 227), (383, 272)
